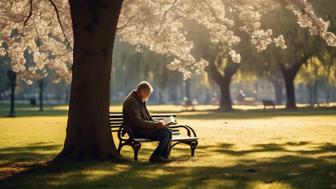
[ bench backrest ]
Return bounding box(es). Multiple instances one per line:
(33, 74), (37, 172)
(109, 113), (177, 133)
(262, 100), (275, 105)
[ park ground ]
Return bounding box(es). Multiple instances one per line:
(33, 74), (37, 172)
(0, 104), (335, 189)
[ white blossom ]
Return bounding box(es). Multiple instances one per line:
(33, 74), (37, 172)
(274, 35), (287, 49)
(228, 50), (241, 63)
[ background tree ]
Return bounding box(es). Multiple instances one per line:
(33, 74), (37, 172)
(0, 56), (10, 99)
(261, 7), (323, 109)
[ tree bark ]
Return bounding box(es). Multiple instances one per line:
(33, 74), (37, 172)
(7, 70), (16, 117)
(206, 59), (239, 111)
(54, 0), (123, 162)
(283, 75), (296, 109)
(278, 54), (311, 109)
(219, 77), (233, 111)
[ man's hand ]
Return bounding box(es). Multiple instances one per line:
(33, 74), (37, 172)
(154, 121), (166, 129)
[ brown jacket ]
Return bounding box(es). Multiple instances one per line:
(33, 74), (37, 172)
(122, 91), (157, 135)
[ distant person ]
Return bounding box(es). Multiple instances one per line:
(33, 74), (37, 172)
(122, 81), (172, 163)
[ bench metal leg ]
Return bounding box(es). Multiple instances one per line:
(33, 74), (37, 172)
(190, 141), (198, 156)
(117, 142), (123, 153)
(132, 142), (141, 161)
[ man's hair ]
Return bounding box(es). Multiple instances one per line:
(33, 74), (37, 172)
(136, 81), (153, 93)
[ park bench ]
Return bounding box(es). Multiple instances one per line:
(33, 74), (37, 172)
(262, 100), (275, 109)
(181, 99), (197, 111)
(109, 113), (199, 160)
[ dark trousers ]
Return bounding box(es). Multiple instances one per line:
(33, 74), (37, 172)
(135, 128), (172, 158)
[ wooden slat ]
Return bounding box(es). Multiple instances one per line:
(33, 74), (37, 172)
(134, 136), (198, 142)
(109, 113), (176, 117)
(109, 119), (123, 121)
(151, 114), (176, 117)
(109, 122), (123, 125)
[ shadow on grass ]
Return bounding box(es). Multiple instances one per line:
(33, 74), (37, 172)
(197, 141), (336, 157)
(0, 142), (61, 168)
(0, 142), (335, 189)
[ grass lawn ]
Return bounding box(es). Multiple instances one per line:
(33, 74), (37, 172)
(0, 103), (336, 189)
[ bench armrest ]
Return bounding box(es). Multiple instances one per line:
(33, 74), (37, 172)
(169, 125), (197, 137)
(117, 125), (133, 141)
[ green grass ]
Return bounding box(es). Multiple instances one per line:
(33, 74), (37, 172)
(0, 103), (336, 189)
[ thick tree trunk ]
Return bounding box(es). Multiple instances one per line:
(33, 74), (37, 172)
(206, 59), (239, 111)
(219, 78), (232, 111)
(54, 0), (123, 162)
(277, 54), (312, 110)
(283, 75), (296, 109)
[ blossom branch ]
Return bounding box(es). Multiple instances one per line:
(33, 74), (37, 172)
(47, 0), (72, 49)
(23, 0), (33, 26)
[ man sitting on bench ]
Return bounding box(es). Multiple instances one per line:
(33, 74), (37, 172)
(122, 81), (172, 163)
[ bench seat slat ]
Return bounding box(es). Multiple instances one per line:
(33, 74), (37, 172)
(134, 136), (198, 142)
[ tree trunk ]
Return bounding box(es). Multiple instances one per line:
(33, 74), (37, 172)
(206, 59), (239, 111)
(54, 0), (123, 162)
(38, 79), (44, 111)
(283, 75), (296, 109)
(277, 54), (312, 110)
(219, 78), (232, 111)
(7, 70), (16, 117)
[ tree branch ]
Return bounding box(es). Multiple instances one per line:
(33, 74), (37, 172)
(23, 0), (33, 26)
(281, 0), (326, 35)
(223, 59), (240, 79)
(162, 0), (178, 19)
(48, 0), (72, 50)
(33, 14), (42, 52)
(117, 15), (136, 30)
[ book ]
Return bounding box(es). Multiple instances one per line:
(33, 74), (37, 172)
(161, 116), (175, 126)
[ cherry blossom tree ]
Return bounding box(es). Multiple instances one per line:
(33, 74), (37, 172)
(1, 0), (124, 161)
(1, 0), (335, 161)
(118, 0), (336, 79)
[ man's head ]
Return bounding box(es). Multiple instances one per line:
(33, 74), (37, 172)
(135, 81), (153, 102)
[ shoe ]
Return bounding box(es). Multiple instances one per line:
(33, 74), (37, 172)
(149, 156), (171, 163)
